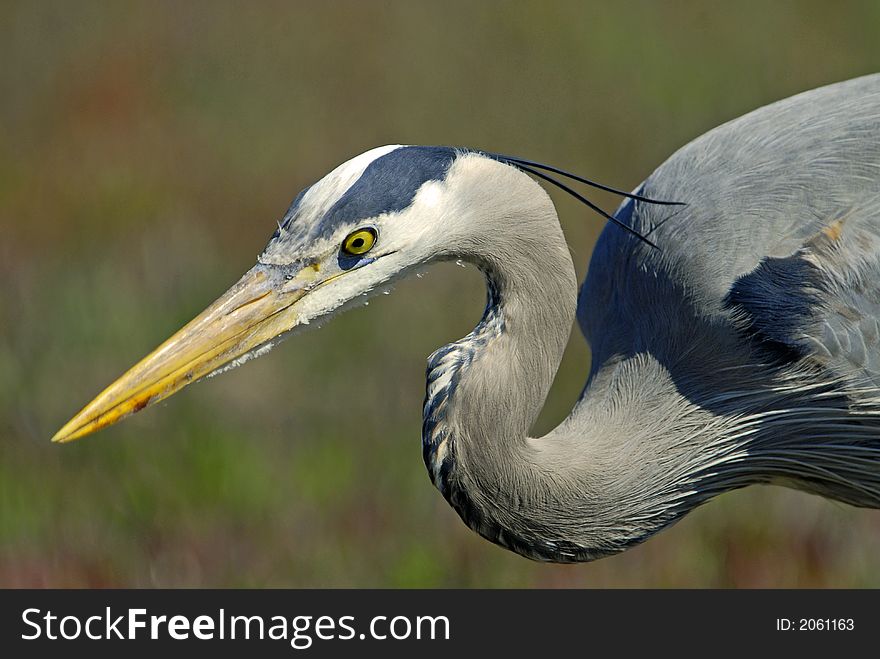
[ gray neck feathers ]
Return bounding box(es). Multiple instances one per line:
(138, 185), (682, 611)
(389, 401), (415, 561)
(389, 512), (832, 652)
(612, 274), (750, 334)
(421, 184), (609, 561)
(419, 171), (719, 561)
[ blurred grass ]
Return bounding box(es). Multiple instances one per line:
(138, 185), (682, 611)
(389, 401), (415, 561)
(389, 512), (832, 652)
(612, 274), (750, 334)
(2, 0), (880, 587)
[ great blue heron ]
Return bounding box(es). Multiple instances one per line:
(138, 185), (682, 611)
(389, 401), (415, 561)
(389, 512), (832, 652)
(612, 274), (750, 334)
(53, 75), (880, 562)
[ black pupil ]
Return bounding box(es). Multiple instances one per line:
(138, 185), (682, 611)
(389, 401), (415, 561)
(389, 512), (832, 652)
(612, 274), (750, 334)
(352, 237), (364, 249)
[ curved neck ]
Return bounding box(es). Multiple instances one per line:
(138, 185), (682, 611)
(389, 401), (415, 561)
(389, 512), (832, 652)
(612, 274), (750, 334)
(419, 183), (727, 562)
(422, 195), (595, 560)
(421, 233), (703, 561)
(423, 250), (576, 486)
(417, 156), (739, 562)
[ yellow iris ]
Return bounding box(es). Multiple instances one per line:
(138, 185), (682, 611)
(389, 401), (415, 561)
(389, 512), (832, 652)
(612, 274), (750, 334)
(342, 228), (377, 256)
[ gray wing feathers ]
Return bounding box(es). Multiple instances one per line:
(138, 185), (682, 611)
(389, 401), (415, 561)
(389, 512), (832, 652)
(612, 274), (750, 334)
(581, 74), (880, 376)
(640, 74), (880, 304)
(725, 208), (880, 386)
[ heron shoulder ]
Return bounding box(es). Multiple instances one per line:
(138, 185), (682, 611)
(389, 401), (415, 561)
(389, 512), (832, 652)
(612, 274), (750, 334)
(579, 74), (880, 373)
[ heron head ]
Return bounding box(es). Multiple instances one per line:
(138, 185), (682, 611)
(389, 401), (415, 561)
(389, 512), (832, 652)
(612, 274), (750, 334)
(257, 145), (463, 323)
(53, 145), (542, 442)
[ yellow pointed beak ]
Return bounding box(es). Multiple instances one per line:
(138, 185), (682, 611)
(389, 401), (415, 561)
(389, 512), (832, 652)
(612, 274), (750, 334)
(52, 264), (316, 443)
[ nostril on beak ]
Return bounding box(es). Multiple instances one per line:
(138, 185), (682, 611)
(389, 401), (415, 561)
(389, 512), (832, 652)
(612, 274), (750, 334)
(229, 291), (272, 315)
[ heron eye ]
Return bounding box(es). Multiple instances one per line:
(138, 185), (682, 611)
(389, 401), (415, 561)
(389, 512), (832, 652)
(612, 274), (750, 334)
(342, 228), (377, 256)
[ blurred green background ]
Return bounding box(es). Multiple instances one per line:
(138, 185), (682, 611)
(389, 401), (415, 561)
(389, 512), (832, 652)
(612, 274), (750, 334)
(2, 0), (880, 587)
